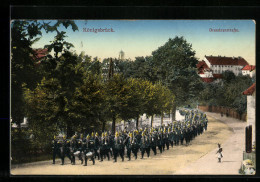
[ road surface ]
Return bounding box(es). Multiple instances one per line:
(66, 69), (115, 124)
(11, 112), (245, 175)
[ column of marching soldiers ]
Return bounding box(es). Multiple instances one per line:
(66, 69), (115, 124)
(52, 110), (208, 166)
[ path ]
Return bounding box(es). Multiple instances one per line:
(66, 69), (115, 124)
(11, 112), (245, 175)
(176, 112), (246, 175)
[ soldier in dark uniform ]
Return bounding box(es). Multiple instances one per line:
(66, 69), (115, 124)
(164, 128), (170, 150)
(132, 130), (139, 160)
(175, 129), (179, 146)
(52, 135), (61, 164)
(140, 132), (150, 159)
(70, 135), (77, 165)
(168, 128), (174, 148)
(100, 132), (110, 161)
(60, 135), (72, 165)
(94, 132), (100, 160)
(114, 132), (124, 162)
(82, 134), (95, 166)
(157, 129), (163, 153)
(184, 125), (190, 145)
(126, 132), (133, 161)
(71, 134), (84, 165)
(180, 129), (184, 145)
(150, 128), (157, 155)
(204, 118), (208, 131)
(108, 131), (114, 159)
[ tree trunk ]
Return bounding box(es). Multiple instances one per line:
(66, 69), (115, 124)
(161, 112), (164, 126)
(66, 121), (73, 137)
(150, 115), (154, 128)
(171, 103), (177, 122)
(112, 115), (116, 135)
(136, 116), (139, 130)
(102, 121), (106, 132)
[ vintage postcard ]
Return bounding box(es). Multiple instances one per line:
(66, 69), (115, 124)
(10, 19), (256, 175)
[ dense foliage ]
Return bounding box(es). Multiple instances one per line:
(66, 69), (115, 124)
(198, 71), (253, 118)
(11, 20), (251, 164)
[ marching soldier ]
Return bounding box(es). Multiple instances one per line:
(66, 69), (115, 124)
(150, 128), (157, 155)
(100, 132), (110, 161)
(70, 135), (77, 165)
(157, 128), (163, 153)
(132, 130), (139, 160)
(180, 129), (184, 145)
(108, 131), (114, 159)
(164, 128), (170, 150)
(114, 132), (124, 162)
(169, 127), (174, 148)
(94, 132), (100, 160)
(71, 133), (84, 165)
(52, 135), (61, 164)
(61, 135), (71, 165)
(140, 132), (150, 159)
(82, 134), (95, 166)
(126, 132), (133, 161)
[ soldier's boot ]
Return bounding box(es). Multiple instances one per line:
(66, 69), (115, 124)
(72, 157), (76, 165)
(52, 154), (56, 164)
(84, 157), (87, 166)
(141, 152), (144, 159)
(114, 157), (117, 162)
(93, 158), (95, 165)
(107, 153), (110, 161)
(61, 158), (64, 165)
(122, 155), (124, 162)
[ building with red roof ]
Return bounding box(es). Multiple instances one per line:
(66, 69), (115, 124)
(243, 83), (256, 96)
(243, 83), (256, 145)
(241, 65), (256, 77)
(32, 48), (49, 65)
(198, 55), (251, 82)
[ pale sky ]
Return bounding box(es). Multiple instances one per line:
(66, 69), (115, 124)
(31, 20), (255, 65)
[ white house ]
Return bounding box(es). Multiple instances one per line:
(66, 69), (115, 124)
(197, 55), (250, 82)
(241, 65), (256, 77)
(243, 83), (256, 144)
(203, 55), (249, 75)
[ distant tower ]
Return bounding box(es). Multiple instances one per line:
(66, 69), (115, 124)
(119, 50), (125, 60)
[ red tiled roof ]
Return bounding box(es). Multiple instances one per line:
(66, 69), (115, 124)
(201, 78), (214, 83)
(205, 56), (249, 66)
(33, 48), (48, 59)
(213, 74), (222, 79)
(241, 65), (256, 71)
(197, 61), (211, 74)
(243, 83), (256, 95)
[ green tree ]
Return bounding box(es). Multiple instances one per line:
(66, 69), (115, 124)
(105, 74), (130, 134)
(151, 36), (203, 120)
(69, 73), (105, 133)
(11, 20), (44, 127)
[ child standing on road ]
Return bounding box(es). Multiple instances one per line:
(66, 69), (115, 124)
(216, 143), (223, 163)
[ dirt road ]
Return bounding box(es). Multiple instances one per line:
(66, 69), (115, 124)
(11, 114), (236, 175)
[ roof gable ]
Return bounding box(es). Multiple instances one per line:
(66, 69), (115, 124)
(243, 83), (256, 95)
(205, 56), (249, 66)
(241, 65), (256, 71)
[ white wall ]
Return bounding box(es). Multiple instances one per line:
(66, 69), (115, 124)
(247, 92), (256, 144)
